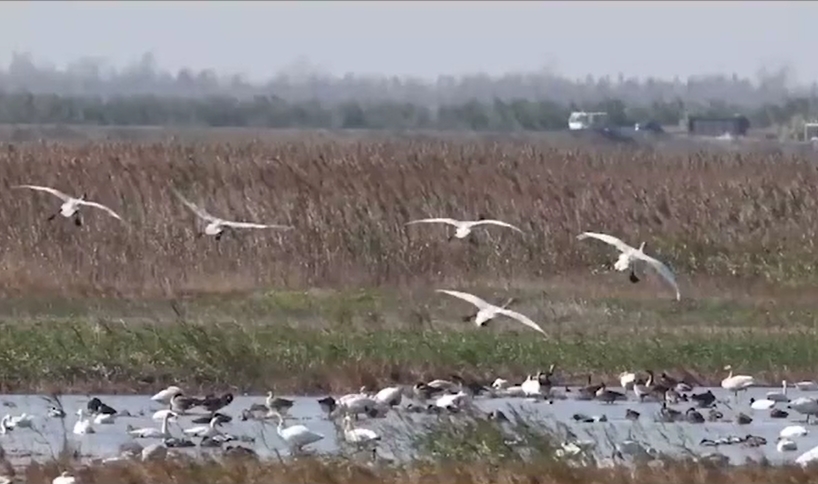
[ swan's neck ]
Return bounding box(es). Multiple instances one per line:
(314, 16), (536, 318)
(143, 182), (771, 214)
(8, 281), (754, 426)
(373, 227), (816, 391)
(726, 369), (734, 379)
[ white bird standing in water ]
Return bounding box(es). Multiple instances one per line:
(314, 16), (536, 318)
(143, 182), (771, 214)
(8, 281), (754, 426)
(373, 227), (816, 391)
(436, 289), (547, 335)
(270, 411), (324, 453)
(13, 185), (122, 227)
(173, 190), (293, 240)
(576, 231), (681, 301)
(405, 216), (523, 242)
(72, 409), (95, 435)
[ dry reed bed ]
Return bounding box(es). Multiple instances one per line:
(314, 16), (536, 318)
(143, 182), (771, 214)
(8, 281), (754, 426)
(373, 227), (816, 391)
(0, 136), (817, 298)
(17, 457), (818, 484)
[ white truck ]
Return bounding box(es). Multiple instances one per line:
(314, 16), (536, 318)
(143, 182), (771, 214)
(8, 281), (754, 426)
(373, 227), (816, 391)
(568, 111), (609, 131)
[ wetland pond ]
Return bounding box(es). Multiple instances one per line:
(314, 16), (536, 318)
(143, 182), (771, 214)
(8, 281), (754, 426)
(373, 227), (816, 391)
(0, 386), (814, 467)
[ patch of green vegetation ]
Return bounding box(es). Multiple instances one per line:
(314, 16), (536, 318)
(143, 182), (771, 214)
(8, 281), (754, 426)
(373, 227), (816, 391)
(1, 319), (817, 393)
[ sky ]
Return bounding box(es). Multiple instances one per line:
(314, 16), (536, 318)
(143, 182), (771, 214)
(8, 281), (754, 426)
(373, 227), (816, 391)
(0, 1), (814, 84)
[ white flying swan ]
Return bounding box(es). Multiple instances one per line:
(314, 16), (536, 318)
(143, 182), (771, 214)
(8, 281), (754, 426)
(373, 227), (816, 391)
(13, 185), (122, 226)
(436, 289), (547, 336)
(174, 190), (293, 240)
(405, 217), (523, 241)
(576, 231), (681, 301)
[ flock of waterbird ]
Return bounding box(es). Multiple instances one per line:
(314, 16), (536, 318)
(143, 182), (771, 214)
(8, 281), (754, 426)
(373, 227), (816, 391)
(11, 183), (682, 337)
(8, 361), (818, 484)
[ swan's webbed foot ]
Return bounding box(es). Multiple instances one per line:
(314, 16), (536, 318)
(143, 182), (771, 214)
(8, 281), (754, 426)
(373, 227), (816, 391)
(462, 313), (476, 323)
(47, 214), (57, 221)
(629, 269), (640, 283)
(74, 214), (82, 227)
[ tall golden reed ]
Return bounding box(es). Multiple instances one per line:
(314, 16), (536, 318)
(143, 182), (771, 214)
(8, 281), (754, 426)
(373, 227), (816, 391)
(0, 134), (815, 298)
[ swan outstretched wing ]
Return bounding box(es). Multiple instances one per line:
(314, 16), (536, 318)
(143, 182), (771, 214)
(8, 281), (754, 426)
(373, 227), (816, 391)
(577, 232), (635, 254)
(406, 218), (460, 228)
(77, 200), (123, 220)
(13, 185), (72, 202)
(173, 191), (220, 223)
(436, 289), (492, 311)
(496, 308), (547, 336)
(221, 220), (293, 230)
(470, 220), (524, 233)
(634, 253), (681, 301)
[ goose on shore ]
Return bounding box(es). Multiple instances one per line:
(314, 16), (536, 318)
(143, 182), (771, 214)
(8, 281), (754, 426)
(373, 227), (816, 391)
(405, 216), (523, 241)
(174, 190), (292, 240)
(14, 185), (122, 226)
(436, 289), (547, 335)
(595, 384), (627, 404)
(576, 232), (680, 300)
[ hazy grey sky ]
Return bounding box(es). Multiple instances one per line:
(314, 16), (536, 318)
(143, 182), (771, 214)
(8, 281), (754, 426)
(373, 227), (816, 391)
(0, 1), (815, 83)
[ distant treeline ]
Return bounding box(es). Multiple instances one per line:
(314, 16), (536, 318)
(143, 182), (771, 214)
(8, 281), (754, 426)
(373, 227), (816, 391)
(2, 52), (815, 108)
(0, 90), (815, 131)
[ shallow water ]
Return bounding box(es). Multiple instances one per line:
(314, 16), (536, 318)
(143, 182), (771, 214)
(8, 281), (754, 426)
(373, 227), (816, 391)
(0, 385), (815, 466)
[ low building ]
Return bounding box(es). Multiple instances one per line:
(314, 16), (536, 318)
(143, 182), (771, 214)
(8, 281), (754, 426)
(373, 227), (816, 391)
(687, 115), (750, 137)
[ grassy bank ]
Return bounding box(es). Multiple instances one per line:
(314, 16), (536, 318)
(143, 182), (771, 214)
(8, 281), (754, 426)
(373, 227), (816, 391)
(2, 291), (818, 394)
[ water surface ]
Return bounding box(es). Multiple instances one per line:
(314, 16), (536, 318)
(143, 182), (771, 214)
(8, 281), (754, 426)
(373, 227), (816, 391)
(0, 385), (814, 467)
